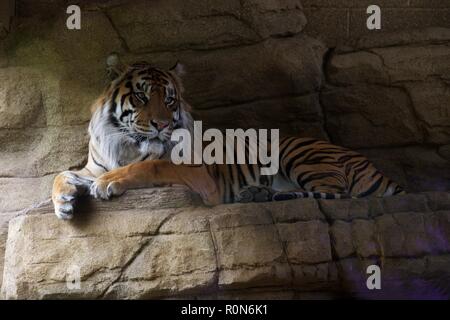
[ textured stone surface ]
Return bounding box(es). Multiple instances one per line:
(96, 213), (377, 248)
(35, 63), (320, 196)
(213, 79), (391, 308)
(326, 40), (450, 147)
(0, 126), (89, 178)
(322, 85), (423, 148)
(0, 67), (46, 129)
(322, 27), (450, 192)
(302, 0), (450, 47)
(0, 2), (448, 212)
(359, 147), (450, 193)
(173, 36), (326, 110)
(0, 176), (54, 213)
(1, 191), (450, 299)
(193, 94), (328, 139)
(107, 0), (306, 52)
(0, 211), (18, 290)
(1, 0), (450, 300)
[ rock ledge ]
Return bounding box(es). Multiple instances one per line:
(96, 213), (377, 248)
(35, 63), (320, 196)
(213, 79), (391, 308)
(1, 188), (449, 299)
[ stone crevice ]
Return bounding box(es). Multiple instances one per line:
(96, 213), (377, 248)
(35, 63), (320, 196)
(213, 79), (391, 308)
(99, 236), (153, 298)
(100, 8), (130, 53)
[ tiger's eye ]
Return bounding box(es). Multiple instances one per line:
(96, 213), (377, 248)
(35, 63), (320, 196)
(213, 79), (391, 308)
(134, 92), (147, 103)
(165, 97), (176, 105)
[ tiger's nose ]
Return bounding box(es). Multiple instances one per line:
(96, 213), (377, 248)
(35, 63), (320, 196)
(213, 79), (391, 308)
(151, 120), (170, 130)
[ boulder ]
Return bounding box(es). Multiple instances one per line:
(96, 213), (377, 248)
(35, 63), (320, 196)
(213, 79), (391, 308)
(355, 27), (450, 50)
(0, 126), (89, 178)
(404, 80), (450, 144)
(321, 85), (423, 148)
(193, 93), (328, 139)
(327, 51), (389, 86)
(1, 189), (450, 299)
(107, 0), (306, 52)
(0, 176), (54, 213)
(127, 35), (327, 111)
(325, 39), (450, 146)
(371, 44), (450, 83)
(0, 67), (46, 129)
(359, 146), (450, 193)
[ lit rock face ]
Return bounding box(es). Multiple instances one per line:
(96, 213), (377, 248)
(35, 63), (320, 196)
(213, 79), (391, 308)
(0, 0), (449, 299)
(1, 2), (448, 220)
(1, 189), (449, 299)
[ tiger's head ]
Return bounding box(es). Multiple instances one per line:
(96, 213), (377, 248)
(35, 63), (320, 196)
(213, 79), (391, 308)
(106, 55), (191, 141)
(90, 54), (194, 168)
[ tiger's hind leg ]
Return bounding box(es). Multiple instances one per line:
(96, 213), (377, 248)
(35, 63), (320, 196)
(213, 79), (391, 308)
(235, 185), (277, 203)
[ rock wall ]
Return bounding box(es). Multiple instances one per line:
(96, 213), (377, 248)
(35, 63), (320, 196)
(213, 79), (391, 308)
(2, 189), (449, 299)
(0, 0), (449, 298)
(302, 0), (450, 47)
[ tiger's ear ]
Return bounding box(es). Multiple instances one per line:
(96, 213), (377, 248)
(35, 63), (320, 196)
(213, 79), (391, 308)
(169, 61), (186, 77)
(106, 53), (126, 81)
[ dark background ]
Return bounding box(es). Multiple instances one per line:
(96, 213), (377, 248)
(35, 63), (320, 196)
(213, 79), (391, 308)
(0, 0), (449, 213)
(0, 0), (449, 300)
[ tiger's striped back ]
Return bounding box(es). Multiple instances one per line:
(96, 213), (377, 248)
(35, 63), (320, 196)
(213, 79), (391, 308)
(207, 136), (405, 203)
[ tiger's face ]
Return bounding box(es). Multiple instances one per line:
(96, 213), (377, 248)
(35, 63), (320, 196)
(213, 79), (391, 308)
(108, 62), (186, 143)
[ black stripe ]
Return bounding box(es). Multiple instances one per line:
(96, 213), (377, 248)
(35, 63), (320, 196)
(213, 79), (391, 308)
(348, 161), (372, 192)
(109, 88), (120, 128)
(235, 164), (246, 189)
(358, 176), (384, 197)
(284, 147), (317, 177)
(110, 88), (119, 109)
(119, 109), (132, 122)
(120, 93), (131, 107)
(295, 170), (314, 189)
(125, 81), (133, 89)
(353, 159), (370, 171)
(393, 185), (404, 195)
(325, 193), (335, 199)
(303, 155), (337, 164)
(278, 137), (297, 156)
(227, 164), (236, 202)
(337, 154), (360, 163)
(281, 138), (317, 159)
(92, 155), (108, 172)
(301, 172), (342, 186)
(249, 164), (258, 184)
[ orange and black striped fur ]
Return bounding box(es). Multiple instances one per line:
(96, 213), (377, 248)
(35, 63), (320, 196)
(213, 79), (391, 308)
(206, 137), (405, 204)
(52, 56), (405, 220)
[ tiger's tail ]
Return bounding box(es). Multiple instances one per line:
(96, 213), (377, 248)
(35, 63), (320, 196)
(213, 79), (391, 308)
(272, 191), (353, 201)
(272, 181), (406, 201)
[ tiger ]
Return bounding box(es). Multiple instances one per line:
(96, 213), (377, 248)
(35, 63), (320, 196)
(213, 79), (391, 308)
(52, 54), (405, 220)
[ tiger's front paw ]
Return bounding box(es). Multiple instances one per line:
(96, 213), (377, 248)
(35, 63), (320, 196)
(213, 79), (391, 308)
(54, 191), (77, 220)
(53, 171), (93, 220)
(90, 174), (126, 200)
